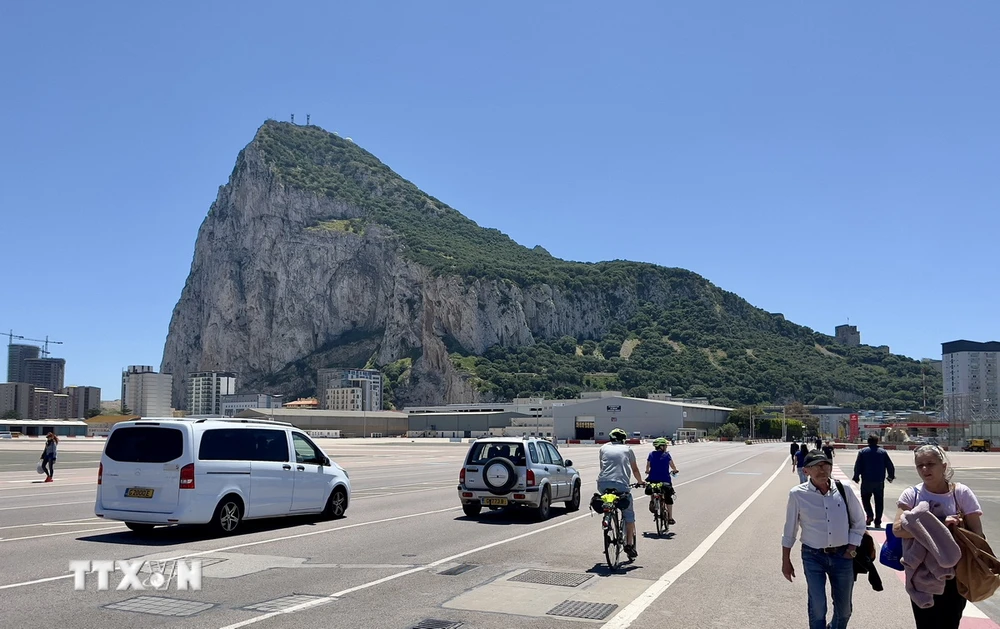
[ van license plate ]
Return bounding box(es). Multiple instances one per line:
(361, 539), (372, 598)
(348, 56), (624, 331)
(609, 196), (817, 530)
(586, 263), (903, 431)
(482, 498), (508, 506)
(125, 488), (155, 499)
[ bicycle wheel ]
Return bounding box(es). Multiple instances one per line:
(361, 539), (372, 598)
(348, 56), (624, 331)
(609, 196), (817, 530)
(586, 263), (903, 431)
(604, 511), (622, 570)
(654, 497), (665, 536)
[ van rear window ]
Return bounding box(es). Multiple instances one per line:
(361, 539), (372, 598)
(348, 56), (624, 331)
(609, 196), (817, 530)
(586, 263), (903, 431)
(105, 427), (183, 463)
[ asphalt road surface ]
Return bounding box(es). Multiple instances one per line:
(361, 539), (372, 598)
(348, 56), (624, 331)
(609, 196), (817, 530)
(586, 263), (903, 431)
(1, 439), (999, 629)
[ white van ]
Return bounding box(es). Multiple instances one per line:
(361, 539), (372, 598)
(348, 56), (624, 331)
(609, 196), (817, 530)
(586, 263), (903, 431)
(94, 418), (351, 535)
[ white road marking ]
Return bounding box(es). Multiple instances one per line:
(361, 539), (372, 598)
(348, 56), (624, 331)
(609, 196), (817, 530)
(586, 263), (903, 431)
(0, 489), (94, 498)
(0, 525), (126, 543)
(216, 450), (770, 629)
(0, 506), (462, 591)
(0, 517), (102, 531)
(0, 500), (93, 511)
(601, 458), (786, 628)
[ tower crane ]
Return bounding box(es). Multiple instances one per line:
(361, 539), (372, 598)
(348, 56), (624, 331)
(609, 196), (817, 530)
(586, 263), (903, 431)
(3, 330), (64, 357)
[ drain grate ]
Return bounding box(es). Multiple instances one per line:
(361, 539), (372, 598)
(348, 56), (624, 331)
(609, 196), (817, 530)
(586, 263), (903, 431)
(104, 596), (215, 617)
(509, 570), (593, 587)
(408, 620), (463, 629)
(547, 600), (618, 620)
(439, 564), (478, 576)
(243, 594), (329, 612)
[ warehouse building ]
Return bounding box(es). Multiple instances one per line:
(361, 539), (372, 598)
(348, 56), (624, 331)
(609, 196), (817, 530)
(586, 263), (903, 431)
(552, 395), (733, 441)
(406, 411), (533, 438)
(236, 408), (409, 437)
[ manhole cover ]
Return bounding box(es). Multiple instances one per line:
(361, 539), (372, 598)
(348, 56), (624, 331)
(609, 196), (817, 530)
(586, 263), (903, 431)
(244, 594), (329, 612)
(509, 570), (593, 587)
(439, 564), (477, 576)
(547, 600), (618, 620)
(104, 596), (215, 617)
(408, 620), (462, 629)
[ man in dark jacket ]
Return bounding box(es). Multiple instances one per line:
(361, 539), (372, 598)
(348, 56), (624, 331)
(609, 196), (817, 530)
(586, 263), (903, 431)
(852, 435), (895, 528)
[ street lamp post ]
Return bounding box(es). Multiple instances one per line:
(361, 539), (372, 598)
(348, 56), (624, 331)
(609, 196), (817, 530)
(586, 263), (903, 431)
(269, 395), (284, 422)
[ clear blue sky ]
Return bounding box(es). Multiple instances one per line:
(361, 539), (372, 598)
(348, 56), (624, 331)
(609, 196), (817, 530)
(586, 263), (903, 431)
(3, 1), (998, 400)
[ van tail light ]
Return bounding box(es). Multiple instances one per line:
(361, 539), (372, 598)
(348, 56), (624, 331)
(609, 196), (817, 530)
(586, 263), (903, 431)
(97, 462), (103, 486)
(180, 463), (195, 489)
(526, 469), (535, 487)
(459, 468), (466, 485)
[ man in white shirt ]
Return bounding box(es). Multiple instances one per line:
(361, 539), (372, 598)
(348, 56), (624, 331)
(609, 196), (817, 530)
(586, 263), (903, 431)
(781, 450), (867, 629)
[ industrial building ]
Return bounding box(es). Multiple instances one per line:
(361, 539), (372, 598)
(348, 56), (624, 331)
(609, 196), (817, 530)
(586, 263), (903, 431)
(552, 395), (733, 441)
(236, 408), (409, 437)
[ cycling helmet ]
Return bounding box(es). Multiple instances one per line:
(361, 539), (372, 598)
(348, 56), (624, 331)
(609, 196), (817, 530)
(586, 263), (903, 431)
(609, 428), (628, 442)
(653, 437), (668, 448)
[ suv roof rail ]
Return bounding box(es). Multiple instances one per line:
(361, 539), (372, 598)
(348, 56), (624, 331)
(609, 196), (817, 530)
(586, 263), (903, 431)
(193, 418), (294, 427)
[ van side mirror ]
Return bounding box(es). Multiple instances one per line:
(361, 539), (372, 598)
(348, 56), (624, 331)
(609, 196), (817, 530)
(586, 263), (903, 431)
(564, 459), (573, 467)
(323, 456), (331, 466)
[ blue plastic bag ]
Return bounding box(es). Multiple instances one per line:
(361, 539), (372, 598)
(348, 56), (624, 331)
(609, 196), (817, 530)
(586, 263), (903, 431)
(880, 523), (904, 571)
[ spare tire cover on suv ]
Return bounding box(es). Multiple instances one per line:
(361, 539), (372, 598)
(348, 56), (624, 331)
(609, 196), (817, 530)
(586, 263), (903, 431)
(482, 457), (518, 494)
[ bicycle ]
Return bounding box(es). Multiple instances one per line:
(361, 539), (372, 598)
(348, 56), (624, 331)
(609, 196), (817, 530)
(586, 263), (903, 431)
(646, 471), (678, 536)
(595, 482), (644, 570)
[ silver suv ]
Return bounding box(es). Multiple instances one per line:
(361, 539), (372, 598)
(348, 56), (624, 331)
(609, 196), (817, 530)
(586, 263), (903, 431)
(457, 437), (581, 520)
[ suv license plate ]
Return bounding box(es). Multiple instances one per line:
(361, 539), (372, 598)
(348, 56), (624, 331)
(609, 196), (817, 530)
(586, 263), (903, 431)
(482, 498), (508, 506)
(125, 487), (155, 499)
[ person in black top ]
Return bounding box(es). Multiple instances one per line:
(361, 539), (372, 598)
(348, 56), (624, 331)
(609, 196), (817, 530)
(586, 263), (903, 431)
(852, 435), (895, 528)
(822, 441), (835, 462)
(790, 441), (800, 473)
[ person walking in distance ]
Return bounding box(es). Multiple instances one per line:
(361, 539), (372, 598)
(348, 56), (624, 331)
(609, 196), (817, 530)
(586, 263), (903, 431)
(40, 432), (58, 482)
(796, 443), (809, 484)
(852, 435), (895, 528)
(791, 440), (800, 473)
(782, 450), (867, 629)
(597, 428), (645, 560)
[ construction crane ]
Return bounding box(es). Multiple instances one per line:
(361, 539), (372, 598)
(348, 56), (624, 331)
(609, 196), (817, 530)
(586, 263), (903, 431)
(3, 330), (64, 357)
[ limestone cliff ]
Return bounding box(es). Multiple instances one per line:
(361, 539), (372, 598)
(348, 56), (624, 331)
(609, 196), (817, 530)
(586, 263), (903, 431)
(160, 123), (702, 408)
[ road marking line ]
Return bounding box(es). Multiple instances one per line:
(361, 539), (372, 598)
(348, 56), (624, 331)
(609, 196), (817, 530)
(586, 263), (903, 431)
(0, 517), (103, 531)
(0, 500), (93, 512)
(0, 506), (461, 591)
(601, 457), (786, 628)
(0, 525), (125, 543)
(216, 450), (771, 629)
(0, 489), (94, 498)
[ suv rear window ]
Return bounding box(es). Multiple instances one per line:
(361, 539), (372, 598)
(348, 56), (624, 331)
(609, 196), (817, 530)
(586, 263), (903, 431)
(105, 426), (183, 463)
(467, 442), (526, 466)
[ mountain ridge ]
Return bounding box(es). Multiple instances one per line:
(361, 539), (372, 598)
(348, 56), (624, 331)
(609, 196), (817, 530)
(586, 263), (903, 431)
(159, 120), (940, 411)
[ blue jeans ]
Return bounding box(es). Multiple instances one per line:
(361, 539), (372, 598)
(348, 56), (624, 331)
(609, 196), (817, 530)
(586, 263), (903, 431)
(802, 545), (855, 629)
(597, 481), (635, 524)
(798, 468), (807, 484)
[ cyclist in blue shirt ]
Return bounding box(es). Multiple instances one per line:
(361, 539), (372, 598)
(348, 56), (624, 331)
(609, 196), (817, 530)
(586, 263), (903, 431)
(645, 438), (679, 525)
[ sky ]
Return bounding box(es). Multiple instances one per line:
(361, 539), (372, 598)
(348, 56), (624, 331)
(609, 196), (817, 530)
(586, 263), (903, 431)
(2, 1), (999, 400)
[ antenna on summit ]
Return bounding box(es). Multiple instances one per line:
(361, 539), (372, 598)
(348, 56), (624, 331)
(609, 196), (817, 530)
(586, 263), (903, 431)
(291, 114), (295, 124)
(306, 114), (310, 125)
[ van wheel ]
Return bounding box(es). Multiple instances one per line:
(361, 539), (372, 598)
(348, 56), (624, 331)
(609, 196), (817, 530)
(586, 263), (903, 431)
(125, 522), (154, 533)
(463, 503), (482, 518)
(212, 496), (243, 535)
(324, 487), (348, 519)
(535, 487), (552, 521)
(565, 482), (581, 512)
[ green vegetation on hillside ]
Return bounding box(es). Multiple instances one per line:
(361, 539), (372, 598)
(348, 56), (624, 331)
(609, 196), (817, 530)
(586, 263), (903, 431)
(448, 300), (942, 410)
(252, 120), (942, 409)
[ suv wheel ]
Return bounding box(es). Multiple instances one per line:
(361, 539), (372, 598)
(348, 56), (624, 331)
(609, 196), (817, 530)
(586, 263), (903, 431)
(462, 503), (482, 518)
(565, 481), (581, 512)
(324, 487), (348, 519)
(482, 457), (518, 494)
(535, 487), (551, 521)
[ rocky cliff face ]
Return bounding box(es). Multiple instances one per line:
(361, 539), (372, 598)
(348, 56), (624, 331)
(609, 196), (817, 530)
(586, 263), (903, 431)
(161, 130), (701, 409)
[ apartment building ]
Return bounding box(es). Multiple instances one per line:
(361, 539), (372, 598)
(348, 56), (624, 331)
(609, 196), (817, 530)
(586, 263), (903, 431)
(122, 365), (173, 417)
(318, 368), (382, 411)
(187, 371), (237, 416)
(6, 344), (40, 383)
(943, 340), (1000, 443)
(64, 386), (102, 419)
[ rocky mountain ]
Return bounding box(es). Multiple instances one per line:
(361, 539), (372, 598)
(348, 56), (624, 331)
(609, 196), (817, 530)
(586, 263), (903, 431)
(161, 121), (939, 411)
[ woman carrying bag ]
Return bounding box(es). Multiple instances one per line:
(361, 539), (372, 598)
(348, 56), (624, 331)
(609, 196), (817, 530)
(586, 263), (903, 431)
(40, 432), (58, 482)
(891, 445), (985, 629)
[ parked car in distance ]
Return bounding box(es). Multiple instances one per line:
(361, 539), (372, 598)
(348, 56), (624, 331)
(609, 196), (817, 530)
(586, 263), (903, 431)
(95, 418), (350, 535)
(457, 437), (581, 520)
